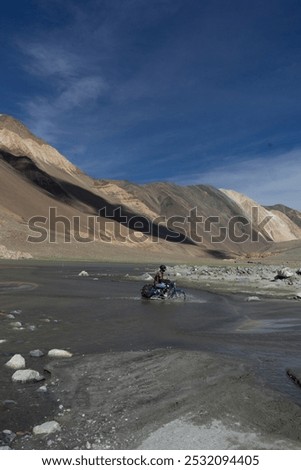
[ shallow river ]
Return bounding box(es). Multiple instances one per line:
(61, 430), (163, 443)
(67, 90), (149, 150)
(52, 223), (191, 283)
(0, 262), (301, 432)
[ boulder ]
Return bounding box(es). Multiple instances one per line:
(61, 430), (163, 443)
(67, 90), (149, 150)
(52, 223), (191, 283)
(48, 349), (73, 358)
(12, 369), (44, 383)
(275, 268), (294, 279)
(5, 354), (25, 370)
(33, 421), (61, 436)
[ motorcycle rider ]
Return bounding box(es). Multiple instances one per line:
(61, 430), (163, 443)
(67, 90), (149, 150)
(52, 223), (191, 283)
(153, 265), (170, 292)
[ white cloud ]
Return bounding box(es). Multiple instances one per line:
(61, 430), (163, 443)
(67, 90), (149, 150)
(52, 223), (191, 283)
(175, 150), (301, 210)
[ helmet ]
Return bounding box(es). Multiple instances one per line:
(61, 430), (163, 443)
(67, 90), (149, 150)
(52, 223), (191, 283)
(160, 264), (166, 272)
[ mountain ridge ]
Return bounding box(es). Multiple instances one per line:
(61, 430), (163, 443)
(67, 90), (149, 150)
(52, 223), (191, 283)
(0, 114), (300, 261)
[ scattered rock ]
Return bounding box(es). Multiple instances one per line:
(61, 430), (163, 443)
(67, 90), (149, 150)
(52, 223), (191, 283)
(293, 292), (301, 300)
(30, 349), (45, 358)
(10, 309), (22, 315)
(246, 296), (260, 302)
(33, 421), (61, 436)
(0, 430), (16, 448)
(27, 325), (37, 331)
(275, 268), (294, 280)
(12, 369), (45, 383)
(5, 354), (26, 370)
(296, 269), (301, 275)
(0, 340), (7, 344)
(48, 349), (73, 358)
(78, 271), (89, 277)
(37, 385), (48, 393)
(9, 321), (22, 328)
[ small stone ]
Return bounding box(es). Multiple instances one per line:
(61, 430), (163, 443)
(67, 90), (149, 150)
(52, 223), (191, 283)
(2, 430), (16, 444)
(78, 270), (89, 277)
(2, 400), (17, 406)
(37, 385), (48, 393)
(6, 314), (15, 319)
(9, 321), (22, 328)
(0, 340), (7, 344)
(5, 354), (26, 370)
(33, 421), (61, 436)
(27, 325), (37, 331)
(10, 310), (22, 315)
(246, 296), (260, 302)
(48, 349), (73, 358)
(30, 349), (45, 358)
(12, 369), (44, 383)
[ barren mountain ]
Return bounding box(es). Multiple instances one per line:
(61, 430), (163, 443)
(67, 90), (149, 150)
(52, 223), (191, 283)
(0, 114), (300, 261)
(221, 189), (301, 242)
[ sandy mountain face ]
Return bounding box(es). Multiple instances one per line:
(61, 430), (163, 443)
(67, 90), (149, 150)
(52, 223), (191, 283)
(0, 114), (300, 261)
(0, 114), (78, 176)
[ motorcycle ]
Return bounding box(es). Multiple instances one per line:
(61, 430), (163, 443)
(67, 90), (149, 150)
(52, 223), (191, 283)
(141, 281), (186, 300)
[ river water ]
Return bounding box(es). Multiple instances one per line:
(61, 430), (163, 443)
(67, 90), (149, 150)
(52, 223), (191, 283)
(0, 262), (301, 432)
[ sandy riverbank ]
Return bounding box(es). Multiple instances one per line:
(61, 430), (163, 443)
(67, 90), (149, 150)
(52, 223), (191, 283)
(12, 349), (301, 450)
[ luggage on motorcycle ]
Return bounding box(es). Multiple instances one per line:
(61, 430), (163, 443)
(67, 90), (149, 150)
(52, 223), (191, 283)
(141, 284), (155, 299)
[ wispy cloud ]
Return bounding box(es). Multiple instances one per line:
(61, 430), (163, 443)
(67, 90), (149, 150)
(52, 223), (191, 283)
(174, 150), (301, 210)
(19, 42), (80, 79)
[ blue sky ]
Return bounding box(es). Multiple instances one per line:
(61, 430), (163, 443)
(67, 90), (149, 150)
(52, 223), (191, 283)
(1, 0), (301, 209)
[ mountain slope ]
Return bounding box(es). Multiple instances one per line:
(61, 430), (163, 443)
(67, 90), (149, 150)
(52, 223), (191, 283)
(0, 114), (301, 261)
(265, 204), (301, 229)
(221, 189), (301, 242)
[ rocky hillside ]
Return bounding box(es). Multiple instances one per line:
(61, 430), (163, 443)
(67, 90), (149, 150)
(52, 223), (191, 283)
(0, 114), (300, 261)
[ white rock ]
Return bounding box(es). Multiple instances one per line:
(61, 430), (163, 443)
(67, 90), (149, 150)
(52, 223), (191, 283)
(33, 421), (61, 436)
(0, 339), (7, 344)
(27, 325), (36, 331)
(9, 321), (22, 328)
(12, 369), (44, 383)
(246, 296), (260, 302)
(5, 354), (25, 370)
(10, 310), (22, 315)
(37, 385), (48, 393)
(48, 349), (73, 358)
(295, 292), (301, 299)
(78, 270), (89, 277)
